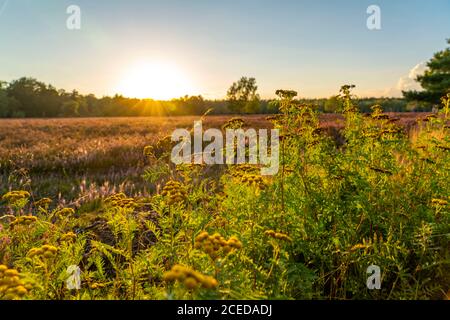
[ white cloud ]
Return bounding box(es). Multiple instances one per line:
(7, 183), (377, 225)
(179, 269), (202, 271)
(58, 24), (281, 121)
(383, 62), (427, 97)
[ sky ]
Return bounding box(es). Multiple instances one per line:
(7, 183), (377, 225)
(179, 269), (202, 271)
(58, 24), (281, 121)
(0, 0), (449, 99)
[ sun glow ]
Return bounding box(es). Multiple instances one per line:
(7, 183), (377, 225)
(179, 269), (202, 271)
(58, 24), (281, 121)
(117, 62), (194, 100)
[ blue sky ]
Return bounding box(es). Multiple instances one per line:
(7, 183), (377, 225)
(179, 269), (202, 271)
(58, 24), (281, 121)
(0, 0), (449, 99)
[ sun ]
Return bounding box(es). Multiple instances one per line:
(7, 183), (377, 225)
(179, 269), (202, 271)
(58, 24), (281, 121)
(117, 62), (194, 100)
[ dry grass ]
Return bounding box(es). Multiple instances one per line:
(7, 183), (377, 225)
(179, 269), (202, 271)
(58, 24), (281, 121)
(0, 113), (427, 201)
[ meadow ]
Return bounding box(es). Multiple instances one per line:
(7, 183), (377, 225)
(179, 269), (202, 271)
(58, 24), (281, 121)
(0, 89), (449, 300)
(0, 113), (422, 201)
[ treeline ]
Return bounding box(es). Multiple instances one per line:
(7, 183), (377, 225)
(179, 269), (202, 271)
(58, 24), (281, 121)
(0, 77), (274, 117)
(0, 77), (425, 118)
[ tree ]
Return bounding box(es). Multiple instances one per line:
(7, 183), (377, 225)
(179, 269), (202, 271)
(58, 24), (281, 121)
(0, 81), (9, 117)
(172, 95), (207, 115)
(6, 77), (61, 117)
(0, 81), (23, 117)
(227, 77), (260, 113)
(403, 39), (450, 104)
(60, 100), (80, 117)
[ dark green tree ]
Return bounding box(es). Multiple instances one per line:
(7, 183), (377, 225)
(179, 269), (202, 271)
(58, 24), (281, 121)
(6, 77), (61, 117)
(0, 81), (23, 117)
(227, 77), (260, 113)
(403, 40), (450, 104)
(0, 81), (9, 117)
(60, 100), (80, 117)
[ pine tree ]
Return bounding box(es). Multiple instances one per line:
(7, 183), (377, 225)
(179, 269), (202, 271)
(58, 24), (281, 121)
(403, 39), (450, 104)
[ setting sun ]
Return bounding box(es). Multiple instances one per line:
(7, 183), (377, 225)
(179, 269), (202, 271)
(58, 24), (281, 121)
(117, 62), (194, 100)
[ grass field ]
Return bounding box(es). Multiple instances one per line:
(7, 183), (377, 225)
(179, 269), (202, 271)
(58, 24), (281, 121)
(0, 115), (273, 201)
(0, 113), (427, 202)
(1, 103), (449, 300)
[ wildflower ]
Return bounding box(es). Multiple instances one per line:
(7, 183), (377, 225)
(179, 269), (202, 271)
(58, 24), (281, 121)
(90, 283), (107, 290)
(279, 133), (293, 142)
(264, 230), (292, 242)
(222, 117), (245, 130)
(1, 191), (30, 204)
(275, 90), (298, 100)
(284, 166), (294, 175)
(266, 114), (283, 126)
(152, 135), (174, 158)
(163, 264), (218, 290)
(111, 194), (138, 208)
(34, 198), (52, 209)
(435, 144), (450, 151)
(194, 231), (242, 259)
(28, 245), (58, 259)
(161, 180), (188, 205)
(176, 163), (206, 173)
(240, 174), (266, 190)
(9, 215), (38, 228)
(370, 105), (390, 120)
(380, 128), (402, 135)
(143, 145), (154, 157)
(105, 193), (137, 209)
(54, 208), (75, 219)
(60, 232), (77, 243)
(230, 164), (260, 178)
(431, 198), (448, 206)
(370, 104), (383, 115)
(0, 265), (30, 300)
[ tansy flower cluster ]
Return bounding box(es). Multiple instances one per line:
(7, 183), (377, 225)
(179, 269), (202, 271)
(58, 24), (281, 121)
(284, 166), (294, 175)
(176, 163), (206, 173)
(230, 164), (260, 178)
(264, 230), (292, 242)
(161, 180), (187, 205)
(380, 128), (402, 135)
(152, 135), (174, 158)
(222, 117), (245, 130)
(266, 114), (283, 126)
(90, 282), (107, 290)
(54, 208), (75, 219)
(240, 174), (266, 190)
(362, 130), (379, 139)
(370, 105), (390, 121)
(163, 265), (218, 290)
(9, 215), (37, 228)
(105, 193), (136, 209)
(143, 145), (154, 157)
(431, 198), (448, 206)
(34, 198), (52, 209)
(60, 232), (77, 243)
(194, 231), (242, 259)
(2, 191), (30, 203)
(0, 265), (30, 300)
(230, 166), (265, 190)
(28, 245), (58, 259)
